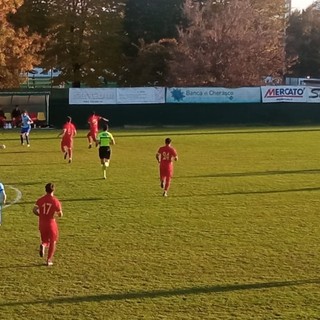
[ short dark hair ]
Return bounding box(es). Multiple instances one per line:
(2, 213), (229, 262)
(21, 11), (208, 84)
(102, 124), (109, 131)
(45, 183), (55, 193)
(67, 116), (72, 122)
(165, 138), (171, 145)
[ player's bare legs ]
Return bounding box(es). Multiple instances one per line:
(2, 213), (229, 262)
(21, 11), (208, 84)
(25, 133), (30, 147)
(160, 171), (170, 196)
(39, 234), (49, 258)
(87, 132), (93, 148)
(92, 134), (98, 146)
(100, 158), (110, 179)
(47, 241), (57, 266)
(61, 145), (68, 160)
(39, 242), (49, 257)
(68, 147), (73, 163)
(20, 132), (29, 146)
(163, 174), (171, 197)
(160, 175), (165, 189)
(88, 131), (97, 149)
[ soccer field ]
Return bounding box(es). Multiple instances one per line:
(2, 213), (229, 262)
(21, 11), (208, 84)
(0, 127), (320, 319)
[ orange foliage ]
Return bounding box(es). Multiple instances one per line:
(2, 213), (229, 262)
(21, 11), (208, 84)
(0, 0), (44, 88)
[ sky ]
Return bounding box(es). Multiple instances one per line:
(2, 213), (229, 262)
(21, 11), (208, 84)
(291, 0), (315, 11)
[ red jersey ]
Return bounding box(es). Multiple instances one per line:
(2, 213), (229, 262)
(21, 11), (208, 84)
(157, 145), (178, 167)
(35, 194), (62, 226)
(88, 115), (101, 132)
(63, 122), (76, 141)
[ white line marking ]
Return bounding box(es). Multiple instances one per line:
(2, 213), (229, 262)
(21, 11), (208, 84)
(3, 185), (22, 209)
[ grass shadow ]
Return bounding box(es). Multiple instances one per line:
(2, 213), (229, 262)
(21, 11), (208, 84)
(5, 178), (102, 186)
(0, 279), (318, 307)
(0, 263), (46, 269)
(178, 168), (320, 179)
(172, 186), (320, 198)
(17, 197), (105, 205)
(115, 127), (320, 138)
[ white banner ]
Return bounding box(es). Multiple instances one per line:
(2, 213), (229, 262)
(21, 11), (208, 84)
(306, 87), (320, 103)
(69, 88), (117, 105)
(261, 86), (307, 103)
(116, 87), (165, 104)
(166, 87), (261, 103)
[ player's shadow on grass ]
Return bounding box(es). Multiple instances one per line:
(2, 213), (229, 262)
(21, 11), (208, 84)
(0, 278), (318, 307)
(5, 181), (45, 186)
(0, 263), (46, 269)
(0, 162), (61, 167)
(6, 178), (102, 186)
(117, 127), (320, 138)
(172, 186), (320, 198)
(217, 186), (320, 196)
(18, 197), (105, 205)
(178, 168), (320, 179)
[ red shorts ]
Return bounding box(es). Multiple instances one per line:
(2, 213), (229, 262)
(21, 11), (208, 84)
(39, 222), (59, 243)
(160, 165), (173, 179)
(88, 130), (98, 140)
(61, 139), (73, 149)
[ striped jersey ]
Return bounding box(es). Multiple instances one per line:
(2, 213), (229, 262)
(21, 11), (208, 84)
(0, 183), (5, 202)
(21, 114), (32, 128)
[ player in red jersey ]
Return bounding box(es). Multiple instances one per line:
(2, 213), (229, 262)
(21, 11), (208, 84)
(87, 111), (108, 149)
(33, 183), (63, 266)
(58, 116), (77, 163)
(156, 138), (178, 197)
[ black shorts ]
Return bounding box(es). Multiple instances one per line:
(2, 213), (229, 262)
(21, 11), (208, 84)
(99, 146), (111, 159)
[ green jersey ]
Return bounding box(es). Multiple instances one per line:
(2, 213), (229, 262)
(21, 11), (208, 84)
(97, 131), (114, 147)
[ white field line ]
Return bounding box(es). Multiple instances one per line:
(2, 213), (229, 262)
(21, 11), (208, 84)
(3, 185), (22, 209)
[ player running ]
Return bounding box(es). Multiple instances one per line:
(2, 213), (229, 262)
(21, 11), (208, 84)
(33, 183), (63, 266)
(20, 110), (33, 147)
(87, 111), (108, 149)
(58, 116), (77, 163)
(96, 124), (115, 179)
(156, 138), (178, 197)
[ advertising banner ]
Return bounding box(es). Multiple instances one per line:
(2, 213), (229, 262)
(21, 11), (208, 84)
(261, 86), (307, 103)
(69, 88), (117, 105)
(116, 87), (165, 104)
(166, 87), (261, 103)
(306, 87), (320, 103)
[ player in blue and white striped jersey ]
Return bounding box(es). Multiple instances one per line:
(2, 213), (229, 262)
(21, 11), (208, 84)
(20, 110), (33, 147)
(0, 182), (6, 225)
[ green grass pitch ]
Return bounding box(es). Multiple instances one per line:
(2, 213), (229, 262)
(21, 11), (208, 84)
(0, 126), (319, 319)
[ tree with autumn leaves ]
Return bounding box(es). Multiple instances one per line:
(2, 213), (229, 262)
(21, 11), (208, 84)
(1, 0), (310, 88)
(121, 0), (289, 87)
(166, 0), (287, 87)
(0, 0), (43, 89)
